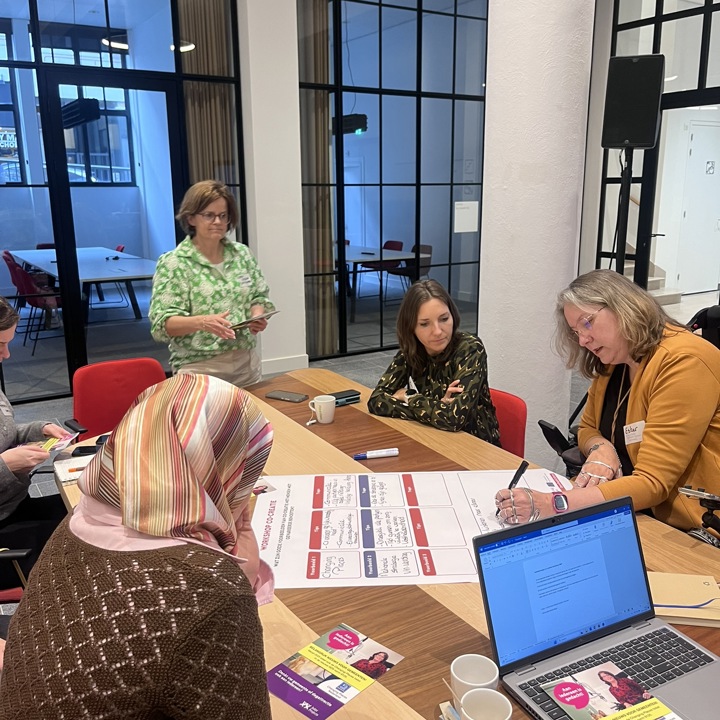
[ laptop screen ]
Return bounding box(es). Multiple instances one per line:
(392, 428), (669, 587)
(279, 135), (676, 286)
(474, 499), (653, 672)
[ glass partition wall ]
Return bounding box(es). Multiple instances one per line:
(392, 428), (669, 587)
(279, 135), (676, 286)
(298, 0), (488, 358)
(0, 0), (246, 401)
(597, 1), (720, 303)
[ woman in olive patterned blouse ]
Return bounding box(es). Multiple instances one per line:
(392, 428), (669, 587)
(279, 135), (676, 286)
(368, 280), (500, 445)
(149, 180), (274, 387)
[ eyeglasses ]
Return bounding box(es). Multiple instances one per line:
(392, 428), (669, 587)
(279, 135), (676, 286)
(571, 308), (603, 338)
(197, 211), (229, 223)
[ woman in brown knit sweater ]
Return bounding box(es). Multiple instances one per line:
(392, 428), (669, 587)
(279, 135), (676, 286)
(0, 372), (274, 719)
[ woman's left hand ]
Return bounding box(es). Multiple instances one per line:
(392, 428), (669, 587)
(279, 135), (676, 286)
(494, 488), (549, 524)
(441, 379), (464, 403)
(42, 423), (68, 439)
(248, 306), (269, 335)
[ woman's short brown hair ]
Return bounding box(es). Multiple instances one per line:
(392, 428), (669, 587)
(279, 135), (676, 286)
(0, 296), (19, 332)
(396, 279), (461, 375)
(554, 269), (684, 378)
(175, 180), (239, 237)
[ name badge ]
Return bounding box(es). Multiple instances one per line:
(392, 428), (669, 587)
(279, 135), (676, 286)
(624, 420), (645, 445)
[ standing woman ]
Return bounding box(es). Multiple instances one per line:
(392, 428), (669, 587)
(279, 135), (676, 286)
(150, 180), (275, 386)
(368, 279), (500, 445)
(0, 373), (273, 718)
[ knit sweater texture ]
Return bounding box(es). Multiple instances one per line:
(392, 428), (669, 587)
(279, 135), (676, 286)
(0, 519), (271, 719)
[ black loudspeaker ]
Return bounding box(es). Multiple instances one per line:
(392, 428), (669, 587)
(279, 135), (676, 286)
(601, 54), (665, 149)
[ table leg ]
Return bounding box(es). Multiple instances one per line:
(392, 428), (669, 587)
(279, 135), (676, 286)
(125, 280), (141, 319)
(81, 283), (91, 324)
(350, 261), (359, 323)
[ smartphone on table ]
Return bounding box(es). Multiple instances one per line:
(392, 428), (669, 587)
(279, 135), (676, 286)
(265, 390), (309, 403)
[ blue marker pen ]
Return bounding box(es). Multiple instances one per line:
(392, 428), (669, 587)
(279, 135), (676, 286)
(352, 447), (399, 460)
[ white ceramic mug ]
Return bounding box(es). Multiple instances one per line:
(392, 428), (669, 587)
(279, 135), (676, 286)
(308, 395), (336, 424)
(460, 688), (512, 720)
(450, 654), (499, 713)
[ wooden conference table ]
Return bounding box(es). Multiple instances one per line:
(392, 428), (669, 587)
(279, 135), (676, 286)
(58, 368), (720, 720)
(12, 246), (157, 320)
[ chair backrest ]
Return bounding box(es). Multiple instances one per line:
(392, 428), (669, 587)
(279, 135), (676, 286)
(72, 358), (167, 440)
(383, 240), (403, 252)
(688, 305), (720, 350)
(12, 264), (58, 309)
(115, 244), (126, 252)
(490, 388), (527, 457)
(35, 243), (55, 250)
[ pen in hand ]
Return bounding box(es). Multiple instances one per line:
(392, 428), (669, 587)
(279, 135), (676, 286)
(496, 459), (529, 515)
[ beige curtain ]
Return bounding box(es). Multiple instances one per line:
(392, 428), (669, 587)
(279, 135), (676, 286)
(183, 80), (238, 186)
(177, 0), (232, 77)
(298, 0), (337, 356)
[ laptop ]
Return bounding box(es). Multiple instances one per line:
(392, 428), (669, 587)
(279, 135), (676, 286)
(473, 498), (719, 720)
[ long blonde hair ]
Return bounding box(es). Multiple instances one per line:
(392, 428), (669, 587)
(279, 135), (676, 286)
(554, 269), (684, 378)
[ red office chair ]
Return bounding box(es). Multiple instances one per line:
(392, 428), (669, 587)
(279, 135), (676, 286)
(69, 358), (168, 440)
(490, 388), (527, 457)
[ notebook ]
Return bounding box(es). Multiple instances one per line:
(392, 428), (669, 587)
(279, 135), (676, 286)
(473, 498), (720, 720)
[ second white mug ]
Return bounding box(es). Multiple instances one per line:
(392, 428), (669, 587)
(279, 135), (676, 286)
(460, 688), (512, 720)
(308, 395), (336, 424)
(450, 653), (499, 713)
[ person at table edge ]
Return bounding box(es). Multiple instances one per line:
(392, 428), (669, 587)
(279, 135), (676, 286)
(149, 180), (274, 387)
(495, 269), (720, 534)
(368, 279), (500, 446)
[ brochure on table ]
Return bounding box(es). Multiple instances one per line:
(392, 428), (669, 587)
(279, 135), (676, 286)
(541, 660), (683, 720)
(267, 623), (402, 720)
(251, 469), (570, 588)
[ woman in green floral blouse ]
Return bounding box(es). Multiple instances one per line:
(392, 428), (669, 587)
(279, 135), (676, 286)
(368, 279), (500, 445)
(149, 180), (274, 386)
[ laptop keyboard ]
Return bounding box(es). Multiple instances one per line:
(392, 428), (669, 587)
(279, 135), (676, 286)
(518, 627), (714, 720)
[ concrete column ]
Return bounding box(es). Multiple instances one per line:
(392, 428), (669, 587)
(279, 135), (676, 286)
(480, 1), (596, 468)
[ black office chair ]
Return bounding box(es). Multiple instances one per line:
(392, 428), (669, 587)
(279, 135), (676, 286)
(688, 306), (720, 350)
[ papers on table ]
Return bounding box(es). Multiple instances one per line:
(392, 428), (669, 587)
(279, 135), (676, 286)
(251, 469), (570, 588)
(54, 454), (95, 485)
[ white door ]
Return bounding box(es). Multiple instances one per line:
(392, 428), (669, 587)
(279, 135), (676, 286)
(676, 121), (720, 293)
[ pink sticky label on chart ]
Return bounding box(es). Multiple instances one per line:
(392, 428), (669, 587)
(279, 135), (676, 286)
(553, 682), (589, 710)
(327, 629), (360, 650)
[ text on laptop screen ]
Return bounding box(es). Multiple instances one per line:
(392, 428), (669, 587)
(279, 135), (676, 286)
(477, 504), (652, 668)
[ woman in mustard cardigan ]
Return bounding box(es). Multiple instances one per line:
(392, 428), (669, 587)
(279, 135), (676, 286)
(495, 269), (720, 534)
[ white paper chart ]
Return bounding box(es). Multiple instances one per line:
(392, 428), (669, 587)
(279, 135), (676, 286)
(251, 469), (570, 588)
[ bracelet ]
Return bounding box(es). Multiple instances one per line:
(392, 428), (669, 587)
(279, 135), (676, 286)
(201, 316), (209, 330)
(585, 460), (618, 474)
(586, 441), (623, 478)
(520, 487), (540, 522)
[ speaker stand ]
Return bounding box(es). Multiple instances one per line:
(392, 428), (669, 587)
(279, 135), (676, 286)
(615, 147), (633, 276)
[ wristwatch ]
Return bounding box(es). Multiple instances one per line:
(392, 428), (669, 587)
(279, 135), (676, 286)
(551, 492), (569, 514)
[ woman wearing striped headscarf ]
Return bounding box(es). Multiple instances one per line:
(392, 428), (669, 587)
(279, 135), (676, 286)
(0, 373), (273, 720)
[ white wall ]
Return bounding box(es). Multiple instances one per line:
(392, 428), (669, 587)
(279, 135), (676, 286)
(480, 0), (595, 468)
(236, 0), (308, 375)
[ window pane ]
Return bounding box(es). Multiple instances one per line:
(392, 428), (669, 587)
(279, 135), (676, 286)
(184, 81), (239, 185)
(453, 99), (483, 184)
(0, 107), (21, 184)
(342, 2), (379, 88)
(661, 14), (702, 92)
(385, 0), (417, 8)
(424, 0), (455, 14)
(618, 0), (656, 25)
(382, 185), (415, 252)
(382, 7), (416, 90)
(452, 184), (480, 262)
(340, 92), (379, 184)
(345, 185), (379, 251)
(178, 0), (233, 76)
(422, 12), (454, 93)
(458, 0), (487, 19)
(109, 0), (173, 73)
(450, 263), (479, 331)
(706, 11), (720, 89)
(616, 26), (654, 55)
(107, 116), (131, 182)
(421, 185), (450, 264)
(421, 97), (452, 183)
(0, 4), (32, 62)
(455, 17), (486, 96)
(382, 95), (416, 183)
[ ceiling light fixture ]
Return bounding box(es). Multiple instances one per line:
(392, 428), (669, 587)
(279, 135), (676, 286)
(101, 33), (129, 51)
(170, 41), (196, 53)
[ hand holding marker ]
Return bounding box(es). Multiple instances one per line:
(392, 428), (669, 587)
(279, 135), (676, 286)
(496, 459), (529, 516)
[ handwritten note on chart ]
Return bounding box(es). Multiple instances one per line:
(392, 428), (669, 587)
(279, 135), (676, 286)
(251, 469), (570, 588)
